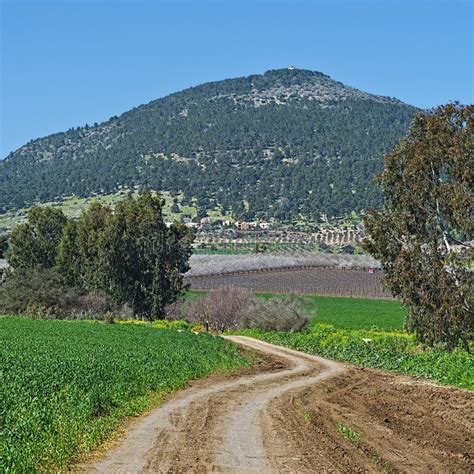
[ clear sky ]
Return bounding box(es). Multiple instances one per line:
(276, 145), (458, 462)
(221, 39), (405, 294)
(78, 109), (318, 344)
(1, 0), (472, 158)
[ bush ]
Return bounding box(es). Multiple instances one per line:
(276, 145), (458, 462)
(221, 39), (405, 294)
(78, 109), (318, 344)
(178, 288), (311, 333)
(188, 287), (254, 331)
(164, 299), (194, 321)
(237, 297), (311, 332)
(72, 292), (108, 319)
(0, 268), (80, 317)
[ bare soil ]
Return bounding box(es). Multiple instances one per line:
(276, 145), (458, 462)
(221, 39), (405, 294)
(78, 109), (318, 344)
(82, 337), (473, 473)
(266, 366), (474, 473)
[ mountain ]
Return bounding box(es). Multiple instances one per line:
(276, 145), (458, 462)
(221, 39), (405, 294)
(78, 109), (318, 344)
(0, 68), (418, 220)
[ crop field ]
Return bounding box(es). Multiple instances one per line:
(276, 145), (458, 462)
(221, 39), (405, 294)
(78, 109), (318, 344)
(0, 317), (249, 472)
(186, 267), (391, 299)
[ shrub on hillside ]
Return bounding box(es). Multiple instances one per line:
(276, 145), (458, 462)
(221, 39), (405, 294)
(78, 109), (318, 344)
(237, 297), (311, 332)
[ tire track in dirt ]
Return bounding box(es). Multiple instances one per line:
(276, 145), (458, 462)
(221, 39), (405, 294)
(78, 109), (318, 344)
(82, 336), (343, 473)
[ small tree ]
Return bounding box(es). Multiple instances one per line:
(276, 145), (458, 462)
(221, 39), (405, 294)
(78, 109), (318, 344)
(8, 207), (67, 270)
(188, 287), (253, 332)
(363, 104), (473, 351)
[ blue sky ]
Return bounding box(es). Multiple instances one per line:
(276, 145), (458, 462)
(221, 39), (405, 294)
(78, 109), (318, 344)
(1, 0), (472, 158)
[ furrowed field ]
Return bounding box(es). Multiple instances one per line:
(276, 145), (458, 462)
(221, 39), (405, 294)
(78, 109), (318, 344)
(0, 317), (249, 472)
(186, 267), (391, 298)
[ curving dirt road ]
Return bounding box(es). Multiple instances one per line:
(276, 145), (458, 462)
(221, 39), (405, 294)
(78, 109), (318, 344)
(83, 336), (342, 472)
(83, 336), (473, 473)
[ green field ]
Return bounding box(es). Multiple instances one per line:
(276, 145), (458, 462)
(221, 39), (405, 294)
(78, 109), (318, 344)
(0, 317), (249, 472)
(296, 295), (405, 331)
(189, 291), (407, 331)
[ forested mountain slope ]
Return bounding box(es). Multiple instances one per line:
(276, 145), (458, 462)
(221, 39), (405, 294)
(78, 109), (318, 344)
(0, 68), (418, 220)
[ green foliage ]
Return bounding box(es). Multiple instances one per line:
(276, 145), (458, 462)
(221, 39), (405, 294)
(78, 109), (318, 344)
(0, 268), (79, 316)
(0, 68), (417, 220)
(0, 317), (249, 472)
(3, 194), (194, 320)
(8, 207), (67, 270)
(99, 192), (194, 319)
(336, 422), (361, 443)
(235, 325), (474, 389)
(364, 104), (473, 351)
(56, 202), (111, 291)
(0, 234), (8, 258)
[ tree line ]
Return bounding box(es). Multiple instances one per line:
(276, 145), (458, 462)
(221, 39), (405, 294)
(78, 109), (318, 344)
(0, 193), (193, 320)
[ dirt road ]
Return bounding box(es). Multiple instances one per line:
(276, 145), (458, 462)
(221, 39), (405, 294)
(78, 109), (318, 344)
(83, 336), (473, 473)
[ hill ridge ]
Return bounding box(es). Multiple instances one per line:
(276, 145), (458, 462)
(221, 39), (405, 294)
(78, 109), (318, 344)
(0, 68), (418, 220)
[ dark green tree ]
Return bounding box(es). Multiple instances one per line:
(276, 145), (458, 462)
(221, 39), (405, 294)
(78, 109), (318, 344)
(8, 207), (67, 270)
(56, 202), (111, 291)
(0, 234), (8, 258)
(100, 193), (194, 319)
(364, 104), (473, 351)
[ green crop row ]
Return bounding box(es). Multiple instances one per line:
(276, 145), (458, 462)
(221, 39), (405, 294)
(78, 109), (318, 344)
(0, 317), (249, 472)
(235, 325), (473, 390)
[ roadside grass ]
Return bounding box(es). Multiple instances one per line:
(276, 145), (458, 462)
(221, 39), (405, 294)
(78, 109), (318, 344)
(0, 316), (250, 472)
(234, 326), (473, 390)
(187, 290), (472, 389)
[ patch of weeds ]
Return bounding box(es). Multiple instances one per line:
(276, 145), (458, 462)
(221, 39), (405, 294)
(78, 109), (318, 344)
(336, 422), (360, 443)
(303, 410), (313, 422)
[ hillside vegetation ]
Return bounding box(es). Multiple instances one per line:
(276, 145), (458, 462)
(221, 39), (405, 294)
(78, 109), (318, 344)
(0, 68), (417, 220)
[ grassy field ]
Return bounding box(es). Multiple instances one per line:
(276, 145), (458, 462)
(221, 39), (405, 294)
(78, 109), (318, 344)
(189, 291), (406, 331)
(0, 317), (249, 472)
(302, 295), (406, 330)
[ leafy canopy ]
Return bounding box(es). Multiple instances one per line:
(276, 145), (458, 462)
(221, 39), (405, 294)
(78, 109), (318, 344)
(5, 193), (194, 319)
(364, 104), (473, 351)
